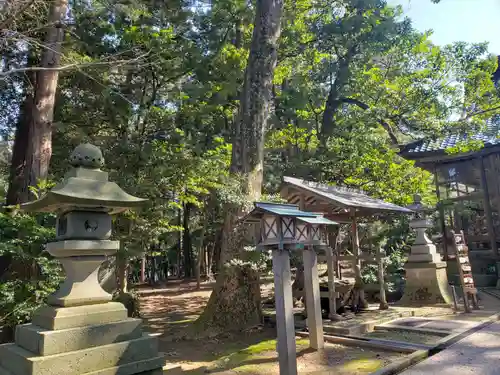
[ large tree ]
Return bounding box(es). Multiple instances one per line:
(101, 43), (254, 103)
(195, 0), (285, 333)
(6, 0), (68, 205)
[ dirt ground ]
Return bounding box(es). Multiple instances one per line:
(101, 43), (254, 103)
(138, 280), (404, 374)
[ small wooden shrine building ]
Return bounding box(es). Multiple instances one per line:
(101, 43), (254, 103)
(280, 176), (412, 309)
(399, 117), (500, 287)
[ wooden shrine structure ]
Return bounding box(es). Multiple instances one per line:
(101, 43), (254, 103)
(280, 176), (412, 311)
(399, 116), (500, 287)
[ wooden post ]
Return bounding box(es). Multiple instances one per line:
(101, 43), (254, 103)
(434, 167), (448, 260)
(325, 245), (337, 317)
(350, 209), (365, 307)
(327, 232), (342, 320)
(479, 156), (500, 287)
(451, 285), (459, 312)
(303, 246), (324, 349)
(272, 249), (298, 375)
(377, 247), (388, 310)
(351, 209), (361, 282)
(479, 156), (498, 256)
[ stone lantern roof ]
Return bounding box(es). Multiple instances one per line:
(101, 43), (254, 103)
(21, 143), (147, 214)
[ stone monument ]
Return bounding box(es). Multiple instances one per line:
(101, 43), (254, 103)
(400, 195), (453, 305)
(0, 144), (165, 375)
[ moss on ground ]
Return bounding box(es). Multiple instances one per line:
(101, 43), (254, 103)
(210, 338), (310, 371)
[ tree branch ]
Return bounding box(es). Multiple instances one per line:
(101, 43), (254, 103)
(465, 105), (500, 119)
(337, 97), (399, 145)
(0, 0), (36, 30)
(0, 57), (148, 78)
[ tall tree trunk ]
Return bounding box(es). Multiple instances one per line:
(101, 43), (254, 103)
(207, 242), (215, 282)
(195, 0), (284, 334)
(177, 206), (182, 279)
(183, 203), (193, 278)
(5, 53), (37, 206)
(196, 212), (208, 290)
(23, 0), (68, 199)
(116, 253), (128, 294)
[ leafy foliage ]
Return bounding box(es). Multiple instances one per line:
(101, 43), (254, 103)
(0, 0), (499, 330)
(0, 212), (63, 330)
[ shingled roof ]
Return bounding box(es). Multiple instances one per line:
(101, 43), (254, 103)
(282, 176), (412, 216)
(399, 116), (500, 158)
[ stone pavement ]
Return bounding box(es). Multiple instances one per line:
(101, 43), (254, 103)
(400, 320), (500, 375)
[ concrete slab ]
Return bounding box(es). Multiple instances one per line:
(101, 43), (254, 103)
(387, 318), (434, 328)
(399, 321), (500, 375)
(422, 319), (475, 331)
(374, 324), (450, 337)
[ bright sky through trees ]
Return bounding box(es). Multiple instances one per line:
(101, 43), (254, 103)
(391, 0), (500, 54)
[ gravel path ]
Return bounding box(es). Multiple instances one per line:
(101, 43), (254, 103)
(400, 320), (500, 375)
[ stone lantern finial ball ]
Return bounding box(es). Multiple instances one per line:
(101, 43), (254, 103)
(69, 143), (105, 168)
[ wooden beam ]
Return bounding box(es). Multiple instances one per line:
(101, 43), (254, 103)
(434, 167), (448, 260)
(324, 213), (354, 223)
(377, 246), (388, 310)
(479, 156), (498, 261)
(351, 208), (362, 285)
(326, 232), (338, 320)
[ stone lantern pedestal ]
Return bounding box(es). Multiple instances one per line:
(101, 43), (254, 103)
(0, 144), (164, 375)
(400, 197), (452, 306)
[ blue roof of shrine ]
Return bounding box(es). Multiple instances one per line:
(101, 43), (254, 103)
(243, 202), (338, 225)
(254, 202), (316, 217)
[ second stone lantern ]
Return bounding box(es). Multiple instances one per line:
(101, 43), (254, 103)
(400, 194), (453, 306)
(0, 144), (164, 375)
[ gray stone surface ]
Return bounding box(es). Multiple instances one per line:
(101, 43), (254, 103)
(16, 318), (143, 356)
(400, 321), (500, 375)
(32, 302), (128, 330)
(0, 334), (159, 375)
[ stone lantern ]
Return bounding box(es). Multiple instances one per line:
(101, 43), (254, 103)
(400, 194), (452, 306)
(406, 195), (441, 263)
(0, 144), (165, 375)
(244, 202), (337, 375)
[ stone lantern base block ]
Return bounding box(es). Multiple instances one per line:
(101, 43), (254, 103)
(399, 262), (453, 306)
(0, 334), (163, 375)
(15, 318), (143, 356)
(32, 302), (128, 330)
(0, 303), (163, 375)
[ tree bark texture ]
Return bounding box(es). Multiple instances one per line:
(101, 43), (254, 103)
(183, 203), (193, 278)
(6, 52), (37, 206)
(196, 209), (208, 290)
(116, 254), (128, 294)
(23, 0), (68, 199)
(196, 0), (284, 333)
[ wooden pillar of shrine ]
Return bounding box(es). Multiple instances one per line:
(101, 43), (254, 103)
(434, 167), (448, 260)
(299, 194), (324, 349)
(479, 156), (498, 258)
(351, 208), (367, 308)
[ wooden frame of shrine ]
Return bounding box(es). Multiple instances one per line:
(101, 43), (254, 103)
(280, 176), (413, 313)
(242, 202), (338, 375)
(399, 118), (500, 288)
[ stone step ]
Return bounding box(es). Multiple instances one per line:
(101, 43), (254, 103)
(0, 334), (159, 375)
(15, 318), (143, 356)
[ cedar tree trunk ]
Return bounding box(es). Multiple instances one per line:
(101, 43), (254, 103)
(195, 0), (284, 334)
